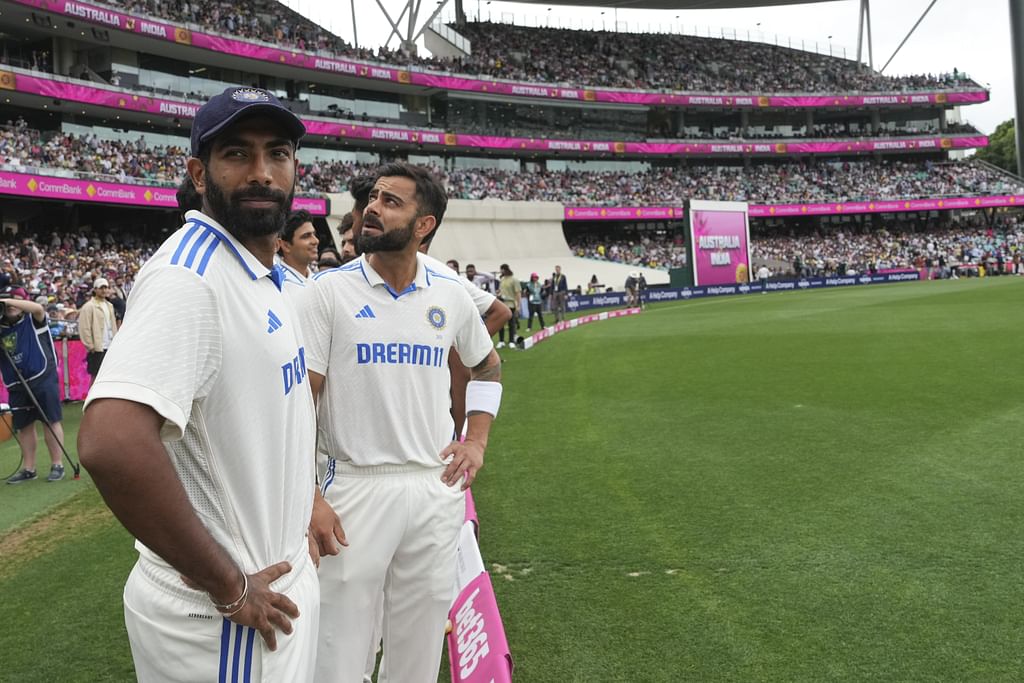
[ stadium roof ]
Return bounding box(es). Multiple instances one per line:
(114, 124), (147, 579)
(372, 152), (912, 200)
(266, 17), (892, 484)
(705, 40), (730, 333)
(510, 0), (841, 9)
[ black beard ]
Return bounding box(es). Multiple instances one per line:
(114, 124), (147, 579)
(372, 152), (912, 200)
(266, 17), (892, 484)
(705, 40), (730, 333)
(204, 175), (293, 239)
(357, 216), (415, 253)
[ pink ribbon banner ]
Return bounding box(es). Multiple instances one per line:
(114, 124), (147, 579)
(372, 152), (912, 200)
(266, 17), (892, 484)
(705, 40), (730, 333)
(566, 195), (1024, 221)
(464, 489), (479, 532)
(2, 70), (200, 118)
(447, 572), (513, 683)
(10, 0), (989, 110)
(523, 308), (641, 350)
(0, 171), (327, 214)
(0, 71), (989, 157)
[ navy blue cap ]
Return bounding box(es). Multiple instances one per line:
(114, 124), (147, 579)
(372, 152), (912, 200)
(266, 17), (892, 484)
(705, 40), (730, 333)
(190, 86), (306, 157)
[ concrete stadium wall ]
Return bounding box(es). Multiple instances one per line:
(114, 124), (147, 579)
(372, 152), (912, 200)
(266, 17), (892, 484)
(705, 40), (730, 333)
(324, 194), (670, 289)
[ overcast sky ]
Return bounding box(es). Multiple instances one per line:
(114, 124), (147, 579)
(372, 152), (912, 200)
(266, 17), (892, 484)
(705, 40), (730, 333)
(282, 0), (1013, 134)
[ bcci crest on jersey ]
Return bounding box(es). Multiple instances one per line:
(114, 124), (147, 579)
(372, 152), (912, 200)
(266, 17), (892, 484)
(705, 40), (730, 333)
(426, 306), (446, 330)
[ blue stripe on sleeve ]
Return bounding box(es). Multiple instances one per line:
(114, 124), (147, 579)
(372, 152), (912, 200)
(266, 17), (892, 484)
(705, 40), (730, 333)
(197, 236), (222, 276)
(183, 229), (212, 269)
(189, 218), (259, 280)
(171, 223), (201, 265)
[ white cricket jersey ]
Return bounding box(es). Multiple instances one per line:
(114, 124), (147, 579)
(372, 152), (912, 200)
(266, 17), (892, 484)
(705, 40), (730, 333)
(419, 253), (497, 316)
(85, 210), (316, 578)
(279, 260), (310, 307)
(303, 253), (493, 467)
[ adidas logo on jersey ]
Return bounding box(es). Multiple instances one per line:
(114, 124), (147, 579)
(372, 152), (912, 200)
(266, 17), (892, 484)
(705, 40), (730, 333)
(355, 305), (376, 319)
(267, 309), (283, 333)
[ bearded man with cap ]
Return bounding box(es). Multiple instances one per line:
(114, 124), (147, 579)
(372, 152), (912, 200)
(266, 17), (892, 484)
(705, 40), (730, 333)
(78, 86), (332, 681)
(77, 277), (117, 383)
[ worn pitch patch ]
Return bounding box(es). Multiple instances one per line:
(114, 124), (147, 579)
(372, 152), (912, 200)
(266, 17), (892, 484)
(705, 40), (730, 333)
(0, 491), (113, 579)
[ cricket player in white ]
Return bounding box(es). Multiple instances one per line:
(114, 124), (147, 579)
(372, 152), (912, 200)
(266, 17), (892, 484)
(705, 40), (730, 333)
(304, 162), (502, 683)
(79, 86), (326, 681)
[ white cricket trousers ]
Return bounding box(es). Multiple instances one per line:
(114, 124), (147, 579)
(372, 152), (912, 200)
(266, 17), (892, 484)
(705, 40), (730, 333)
(124, 546), (320, 682)
(314, 462), (465, 683)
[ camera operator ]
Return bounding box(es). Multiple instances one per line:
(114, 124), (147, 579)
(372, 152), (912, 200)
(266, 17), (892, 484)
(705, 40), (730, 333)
(0, 286), (66, 484)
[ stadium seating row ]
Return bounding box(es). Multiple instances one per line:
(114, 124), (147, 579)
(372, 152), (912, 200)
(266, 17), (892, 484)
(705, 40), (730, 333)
(96, 0), (976, 95)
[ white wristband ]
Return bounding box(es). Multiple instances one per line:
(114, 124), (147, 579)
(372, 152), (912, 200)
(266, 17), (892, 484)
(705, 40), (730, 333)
(466, 380), (502, 418)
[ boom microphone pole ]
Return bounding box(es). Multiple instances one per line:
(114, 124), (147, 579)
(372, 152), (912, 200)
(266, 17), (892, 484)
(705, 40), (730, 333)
(0, 345), (81, 479)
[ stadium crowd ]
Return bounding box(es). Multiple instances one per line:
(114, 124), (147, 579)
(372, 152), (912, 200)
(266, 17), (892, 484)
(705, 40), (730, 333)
(438, 161), (1023, 205)
(569, 234), (687, 270)
(0, 122), (186, 186)
(2, 124), (1018, 205)
(753, 216), (1024, 276)
(85, 1), (974, 94)
(105, 0), (355, 55)
(0, 230), (156, 335)
(567, 216), (1024, 276)
(447, 110), (979, 143)
(444, 23), (973, 93)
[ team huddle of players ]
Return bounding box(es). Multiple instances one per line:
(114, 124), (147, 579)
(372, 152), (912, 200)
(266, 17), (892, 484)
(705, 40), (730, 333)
(77, 86), (504, 682)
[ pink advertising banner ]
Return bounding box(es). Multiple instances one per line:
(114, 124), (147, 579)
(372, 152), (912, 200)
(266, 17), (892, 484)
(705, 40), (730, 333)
(9, 0), (989, 110)
(447, 572), (513, 683)
(0, 71), (989, 157)
(566, 194), (1024, 221)
(0, 339), (91, 404)
(566, 207), (686, 221)
(689, 201), (752, 287)
(64, 339), (91, 400)
(0, 171), (327, 214)
(747, 195), (1024, 216)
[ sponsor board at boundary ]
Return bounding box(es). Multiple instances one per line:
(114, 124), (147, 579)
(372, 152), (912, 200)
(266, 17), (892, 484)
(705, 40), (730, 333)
(564, 271), (921, 312)
(523, 308), (642, 350)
